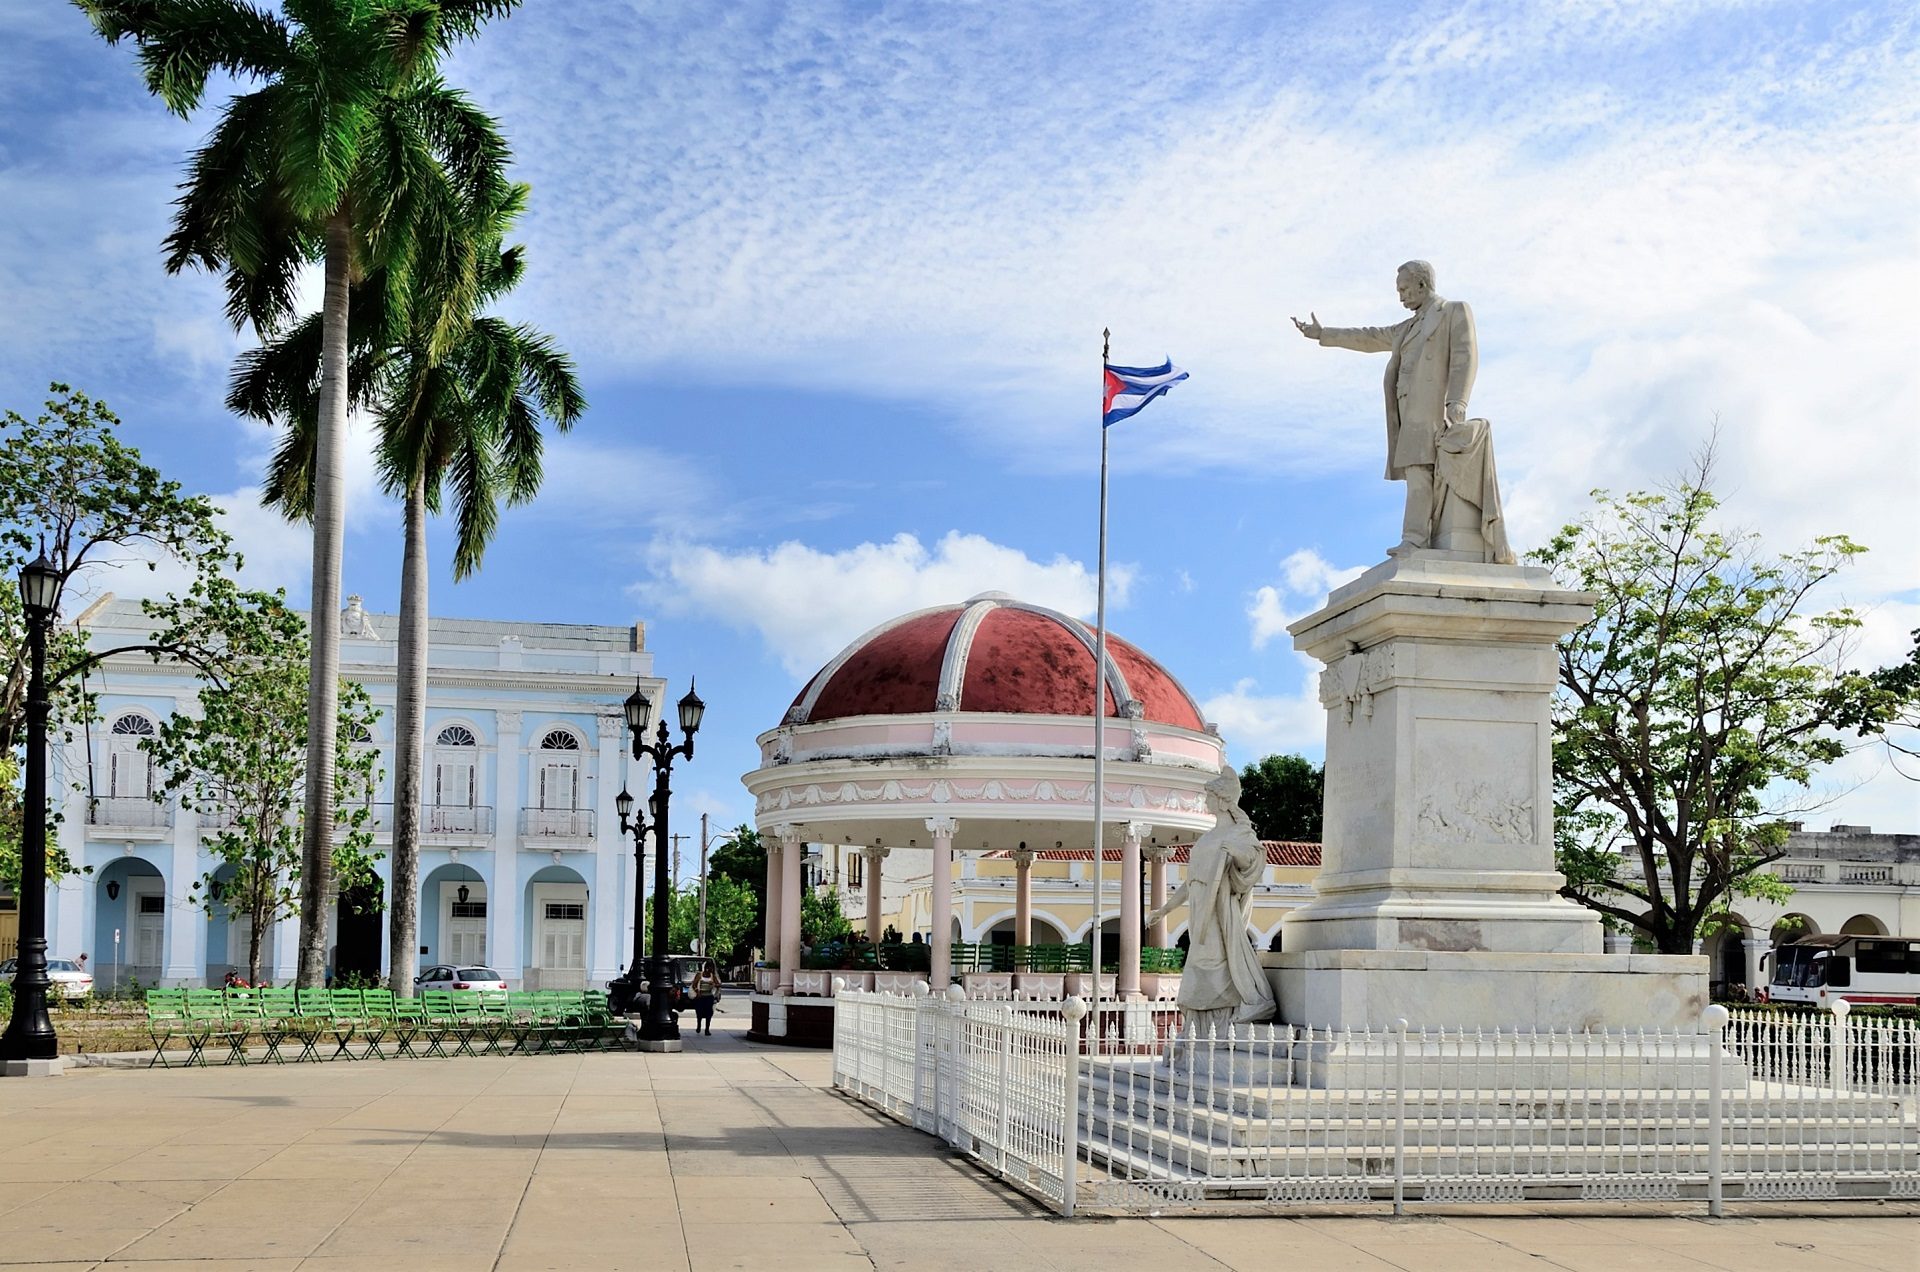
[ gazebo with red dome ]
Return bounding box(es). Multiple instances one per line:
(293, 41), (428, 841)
(742, 592), (1225, 1019)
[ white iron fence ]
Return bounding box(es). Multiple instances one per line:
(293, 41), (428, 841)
(831, 989), (1920, 1216)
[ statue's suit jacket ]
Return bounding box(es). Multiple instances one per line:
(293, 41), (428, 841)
(1317, 298), (1477, 479)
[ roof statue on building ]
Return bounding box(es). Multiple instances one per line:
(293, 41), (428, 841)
(1292, 259), (1514, 564)
(340, 594), (379, 640)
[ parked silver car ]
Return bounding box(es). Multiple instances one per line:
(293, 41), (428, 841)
(414, 964), (507, 992)
(0, 957), (95, 1000)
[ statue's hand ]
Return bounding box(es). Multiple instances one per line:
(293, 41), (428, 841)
(1291, 312), (1322, 341)
(1444, 400), (1467, 428)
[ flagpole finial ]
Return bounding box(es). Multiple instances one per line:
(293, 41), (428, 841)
(1102, 328), (1110, 363)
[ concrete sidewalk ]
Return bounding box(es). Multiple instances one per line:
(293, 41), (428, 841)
(0, 1014), (1913, 1270)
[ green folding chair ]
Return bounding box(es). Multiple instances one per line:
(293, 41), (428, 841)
(185, 989), (246, 1066)
(506, 992), (546, 1054)
(316, 989), (364, 1061)
(256, 988), (298, 1063)
(144, 988), (188, 1068)
(389, 995), (426, 1058)
(420, 990), (458, 1058)
(358, 989), (396, 1059)
(472, 990), (511, 1056)
(293, 987), (335, 1062)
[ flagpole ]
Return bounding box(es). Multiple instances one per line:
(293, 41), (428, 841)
(1091, 327), (1111, 1042)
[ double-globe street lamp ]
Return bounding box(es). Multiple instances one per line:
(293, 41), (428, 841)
(614, 678), (704, 1046)
(1, 553), (66, 1070)
(610, 787), (652, 1010)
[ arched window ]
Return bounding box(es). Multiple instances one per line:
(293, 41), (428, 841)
(433, 724), (479, 810)
(536, 729), (581, 812)
(108, 712), (157, 799)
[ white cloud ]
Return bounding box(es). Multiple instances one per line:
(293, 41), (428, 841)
(1250, 549), (1365, 650)
(1200, 675), (1326, 763)
(637, 530), (1132, 677)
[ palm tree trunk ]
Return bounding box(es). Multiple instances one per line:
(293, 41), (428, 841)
(388, 477), (429, 997)
(297, 212), (351, 988)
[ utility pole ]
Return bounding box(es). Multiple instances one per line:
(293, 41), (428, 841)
(697, 813), (710, 957)
(669, 832), (689, 893)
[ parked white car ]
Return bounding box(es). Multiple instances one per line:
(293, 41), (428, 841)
(0, 957), (95, 1000)
(414, 965), (507, 992)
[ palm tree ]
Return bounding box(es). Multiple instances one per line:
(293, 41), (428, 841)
(78, 0), (520, 986)
(232, 192), (584, 996)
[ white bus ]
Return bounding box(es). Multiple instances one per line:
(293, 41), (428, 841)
(1765, 933), (1920, 1007)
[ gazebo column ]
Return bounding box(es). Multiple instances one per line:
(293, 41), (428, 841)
(1145, 844), (1172, 948)
(764, 836), (782, 970)
(1011, 848), (1035, 947)
(776, 824), (803, 994)
(1119, 821), (1149, 999)
(861, 846), (889, 939)
(927, 817), (957, 988)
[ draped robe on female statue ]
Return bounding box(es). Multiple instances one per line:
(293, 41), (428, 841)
(1148, 769), (1276, 1028)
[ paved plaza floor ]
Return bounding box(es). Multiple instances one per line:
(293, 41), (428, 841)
(0, 1013), (1913, 1271)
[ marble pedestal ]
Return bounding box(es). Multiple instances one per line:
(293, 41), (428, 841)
(1274, 553), (1707, 1036)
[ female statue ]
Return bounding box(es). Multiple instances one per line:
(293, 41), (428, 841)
(1147, 767), (1277, 1033)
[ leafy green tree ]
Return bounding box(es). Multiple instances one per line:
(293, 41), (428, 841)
(79, 0), (519, 987)
(660, 876), (757, 964)
(1536, 456), (1904, 954)
(1869, 629), (1919, 776)
(234, 188), (582, 996)
(0, 386), (233, 890)
(1237, 753), (1324, 841)
(802, 887), (853, 947)
(708, 825), (768, 952)
(140, 579), (382, 984)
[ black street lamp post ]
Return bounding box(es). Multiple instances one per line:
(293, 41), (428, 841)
(610, 786), (651, 1014)
(619, 678), (704, 1045)
(1, 553), (64, 1069)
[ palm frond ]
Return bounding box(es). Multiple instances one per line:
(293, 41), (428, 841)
(75, 0), (294, 117)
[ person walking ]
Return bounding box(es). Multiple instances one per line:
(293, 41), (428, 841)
(689, 964), (722, 1036)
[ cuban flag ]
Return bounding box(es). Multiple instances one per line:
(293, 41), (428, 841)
(1102, 358), (1189, 428)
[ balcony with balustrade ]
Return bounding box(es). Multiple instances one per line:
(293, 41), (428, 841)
(423, 804), (495, 847)
(85, 796), (172, 839)
(518, 807), (595, 850)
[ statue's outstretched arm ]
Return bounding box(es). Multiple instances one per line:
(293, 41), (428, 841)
(1146, 879), (1192, 927)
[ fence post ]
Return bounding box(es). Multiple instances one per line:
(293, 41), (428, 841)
(1394, 1018), (1408, 1217)
(1703, 1004), (1728, 1218)
(997, 1006), (1014, 1172)
(1830, 997), (1850, 1096)
(1061, 996), (1088, 1218)
(911, 979), (930, 1129)
(944, 984), (967, 1145)
(830, 979), (845, 1090)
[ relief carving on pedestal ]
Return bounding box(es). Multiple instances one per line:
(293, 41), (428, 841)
(1319, 645), (1399, 724)
(1417, 781), (1534, 844)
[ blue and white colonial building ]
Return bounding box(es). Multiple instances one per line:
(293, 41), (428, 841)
(47, 595), (665, 990)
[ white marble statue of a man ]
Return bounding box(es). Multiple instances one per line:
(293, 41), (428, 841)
(1147, 768), (1277, 1033)
(1292, 260), (1510, 562)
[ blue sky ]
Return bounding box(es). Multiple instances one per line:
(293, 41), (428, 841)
(2, 0), (1916, 847)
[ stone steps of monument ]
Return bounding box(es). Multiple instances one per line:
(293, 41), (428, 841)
(1082, 1077), (1919, 1155)
(1082, 1126), (1920, 1189)
(1088, 1067), (1904, 1125)
(1083, 1104), (1920, 1180)
(1083, 1108), (1919, 1159)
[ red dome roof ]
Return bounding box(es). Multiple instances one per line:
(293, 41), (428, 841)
(787, 596), (1206, 730)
